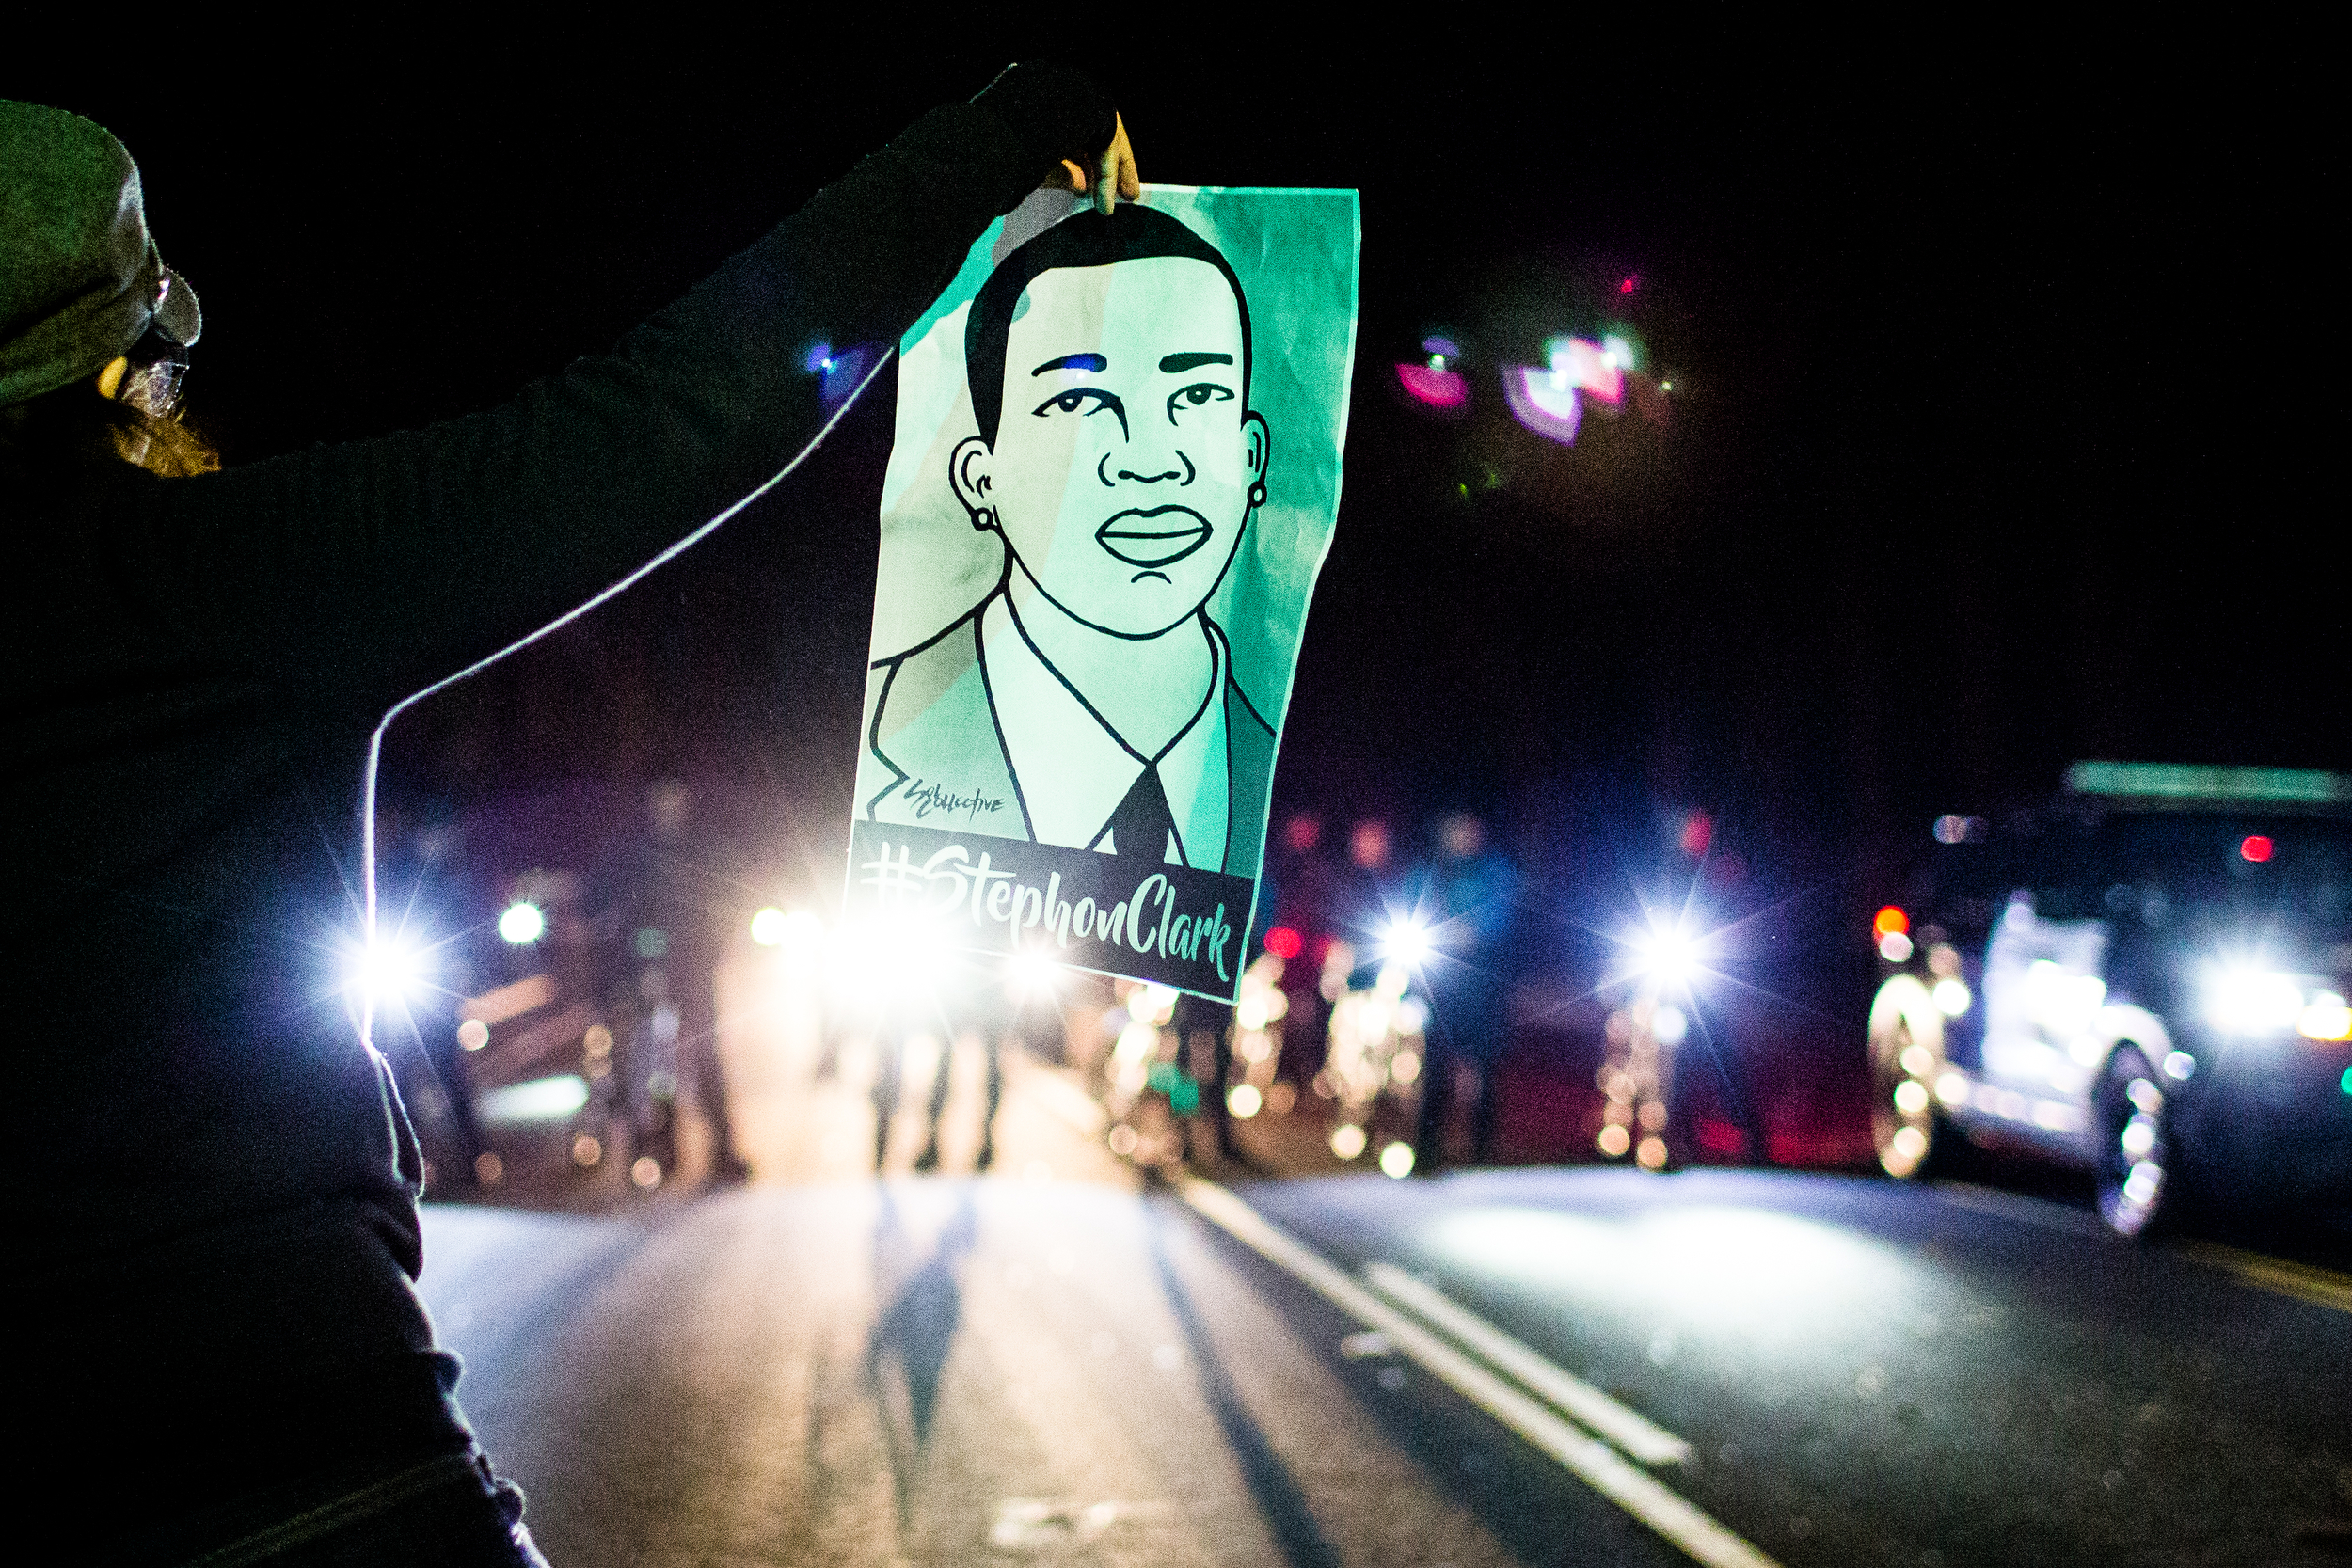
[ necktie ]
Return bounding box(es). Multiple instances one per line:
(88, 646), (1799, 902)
(1106, 764), (1177, 863)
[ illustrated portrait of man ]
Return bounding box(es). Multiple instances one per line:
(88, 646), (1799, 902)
(859, 206), (1279, 878)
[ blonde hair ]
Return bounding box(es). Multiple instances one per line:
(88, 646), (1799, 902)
(0, 377), (219, 481)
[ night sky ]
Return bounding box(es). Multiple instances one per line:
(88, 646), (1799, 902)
(15, 40), (2334, 932)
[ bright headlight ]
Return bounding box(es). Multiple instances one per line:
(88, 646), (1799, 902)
(344, 930), (430, 1005)
(2206, 969), (2305, 1034)
(498, 901), (545, 945)
(1381, 919), (1434, 966)
(1636, 927), (1699, 985)
(2299, 992), (2352, 1042)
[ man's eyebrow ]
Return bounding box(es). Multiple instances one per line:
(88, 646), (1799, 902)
(1160, 352), (1234, 373)
(1031, 354), (1108, 376)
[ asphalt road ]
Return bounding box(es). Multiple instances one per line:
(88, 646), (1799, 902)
(417, 1033), (2351, 1568)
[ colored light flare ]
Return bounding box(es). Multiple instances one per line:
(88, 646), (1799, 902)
(1264, 925), (1303, 960)
(1396, 334), (1469, 409)
(1504, 366), (1582, 443)
(1502, 335), (1629, 446)
(2240, 834), (2274, 863)
(1396, 362), (1469, 407)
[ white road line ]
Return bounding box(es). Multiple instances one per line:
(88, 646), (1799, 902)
(1176, 1178), (1782, 1568)
(1363, 1261), (1694, 1468)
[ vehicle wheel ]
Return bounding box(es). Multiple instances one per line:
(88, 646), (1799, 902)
(1868, 976), (1946, 1179)
(2094, 1045), (2173, 1237)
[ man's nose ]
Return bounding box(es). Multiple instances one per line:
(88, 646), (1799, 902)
(1102, 448), (1195, 485)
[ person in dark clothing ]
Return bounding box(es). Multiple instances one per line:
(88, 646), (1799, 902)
(2, 74), (1136, 1564)
(602, 780), (750, 1186)
(914, 1028), (1003, 1172)
(1173, 991), (1236, 1163)
(1410, 813), (1518, 1171)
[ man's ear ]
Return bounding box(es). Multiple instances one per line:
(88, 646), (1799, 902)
(950, 435), (997, 531)
(1243, 411), (1271, 505)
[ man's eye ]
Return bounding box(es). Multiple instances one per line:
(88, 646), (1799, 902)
(1034, 389), (1113, 418)
(1173, 384), (1234, 411)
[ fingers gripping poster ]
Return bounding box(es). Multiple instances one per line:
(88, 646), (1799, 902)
(843, 186), (1359, 1001)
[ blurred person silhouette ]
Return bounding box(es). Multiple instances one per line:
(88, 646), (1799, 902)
(2, 77), (1136, 1564)
(914, 1030), (1004, 1172)
(1264, 811), (1342, 1091)
(607, 781), (749, 1185)
(1409, 813), (1518, 1171)
(1173, 991), (1235, 1164)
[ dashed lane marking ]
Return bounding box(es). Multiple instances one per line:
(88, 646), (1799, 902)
(2177, 1243), (2352, 1315)
(1935, 1181), (2352, 1313)
(1364, 1261), (1694, 1468)
(1176, 1176), (1782, 1568)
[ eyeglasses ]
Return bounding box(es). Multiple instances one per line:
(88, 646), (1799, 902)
(119, 322), (190, 419)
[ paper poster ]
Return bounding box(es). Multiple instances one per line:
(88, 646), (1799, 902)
(841, 185), (1359, 1000)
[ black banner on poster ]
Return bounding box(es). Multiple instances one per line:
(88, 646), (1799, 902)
(844, 820), (1256, 1001)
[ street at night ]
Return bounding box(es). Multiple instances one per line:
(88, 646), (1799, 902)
(414, 983), (2351, 1567)
(10, 40), (2346, 1568)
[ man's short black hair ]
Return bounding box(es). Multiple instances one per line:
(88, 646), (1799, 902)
(966, 206), (1251, 445)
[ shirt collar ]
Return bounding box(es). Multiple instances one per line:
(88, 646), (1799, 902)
(979, 594), (1229, 867)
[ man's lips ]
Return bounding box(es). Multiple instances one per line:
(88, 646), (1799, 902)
(1095, 505), (1212, 569)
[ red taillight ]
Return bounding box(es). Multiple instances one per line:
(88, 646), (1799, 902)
(1873, 906), (1909, 938)
(2241, 835), (2274, 863)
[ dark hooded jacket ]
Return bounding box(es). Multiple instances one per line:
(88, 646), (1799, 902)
(2, 68), (1110, 1544)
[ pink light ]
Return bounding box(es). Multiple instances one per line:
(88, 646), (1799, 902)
(1619, 276), (1639, 294)
(1395, 362), (1469, 408)
(1679, 813), (1713, 856)
(1550, 338), (1623, 405)
(2241, 835), (2274, 863)
(1503, 365), (1581, 443)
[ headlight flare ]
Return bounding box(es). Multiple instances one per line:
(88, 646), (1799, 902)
(340, 926), (436, 1010)
(1004, 950), (1062, 1002)
(1624, 916), (1719, 991)
(2204, 965), (2308, 1034)
(1379, 916), (1436, 968)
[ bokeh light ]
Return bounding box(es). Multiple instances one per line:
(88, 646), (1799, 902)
(498, 901), (545, 945)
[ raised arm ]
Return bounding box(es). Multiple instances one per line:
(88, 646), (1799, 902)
(120, 66), (1122, 710)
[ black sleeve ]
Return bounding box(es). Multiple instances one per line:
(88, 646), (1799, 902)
(125, 66), (1113, 708)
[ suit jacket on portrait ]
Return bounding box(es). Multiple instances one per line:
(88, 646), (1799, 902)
(858, 595), (1276, 879)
